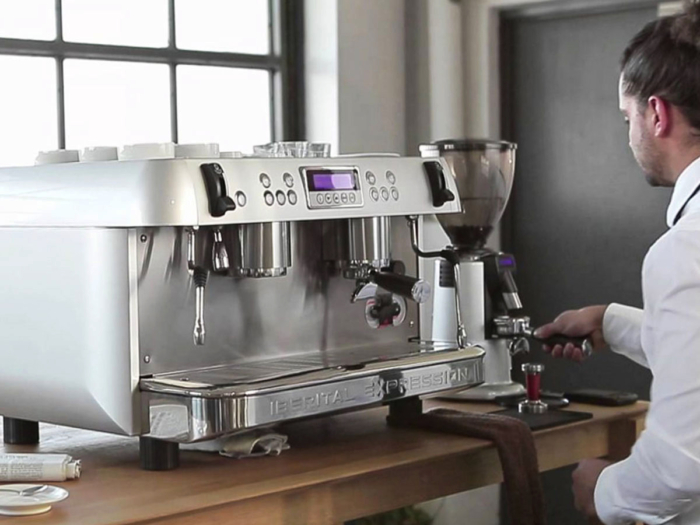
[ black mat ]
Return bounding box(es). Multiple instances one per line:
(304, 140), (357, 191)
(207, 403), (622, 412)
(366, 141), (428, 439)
(492, 408), (593, 431)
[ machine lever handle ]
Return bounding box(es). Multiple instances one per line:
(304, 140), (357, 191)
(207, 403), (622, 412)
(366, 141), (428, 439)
(527, 332), (593, 358)
(371, 271), (431, 304)
(422, 161), (455, 207)
(201, 163), (236, 217)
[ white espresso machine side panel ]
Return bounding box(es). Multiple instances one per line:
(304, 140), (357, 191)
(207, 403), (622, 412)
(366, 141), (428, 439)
(0, 228), (140, 435)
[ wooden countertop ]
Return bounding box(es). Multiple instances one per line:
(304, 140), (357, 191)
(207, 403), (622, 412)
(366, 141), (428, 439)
(0, 400), (648, 525)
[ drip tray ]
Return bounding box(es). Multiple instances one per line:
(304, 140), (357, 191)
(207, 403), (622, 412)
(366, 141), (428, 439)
(140, 343), (485, 443)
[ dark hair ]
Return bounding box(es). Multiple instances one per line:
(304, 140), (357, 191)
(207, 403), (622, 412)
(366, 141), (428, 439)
(621, 0), (700, 133)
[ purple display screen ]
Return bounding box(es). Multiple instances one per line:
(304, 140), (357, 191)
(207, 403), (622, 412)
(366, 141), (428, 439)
(307, 170), (357, 191)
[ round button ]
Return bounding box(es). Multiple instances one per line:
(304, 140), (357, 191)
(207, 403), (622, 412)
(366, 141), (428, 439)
(260, 173), (271, 188)
(341, 193), (349, 204)
(316, 194), (324, 204)
(386, 171), (396, 184)
(264, 191), (274, 206)
(283, 173), (294, 188)
(380, 187), (389, 201)
(288, 190), (298, 205)
(276, 190), (286, 206)
(366, 171), (376, 185)
(325, 193), (333, 204)
(349, 193), (357, 203)
(370, 188), (379, 201)
(235, 191), (247, 207)
(391, 187), (399, 201)
(333, 193), (340, 204)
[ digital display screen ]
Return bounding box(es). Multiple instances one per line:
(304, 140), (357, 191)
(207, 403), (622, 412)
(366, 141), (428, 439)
(306, 169), (358, 191)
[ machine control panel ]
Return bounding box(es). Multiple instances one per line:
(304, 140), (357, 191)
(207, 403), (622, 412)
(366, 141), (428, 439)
(301, 167), (364, 209)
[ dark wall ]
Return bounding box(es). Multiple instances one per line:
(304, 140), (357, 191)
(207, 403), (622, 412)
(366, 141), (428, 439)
(501, 6), (666, 524)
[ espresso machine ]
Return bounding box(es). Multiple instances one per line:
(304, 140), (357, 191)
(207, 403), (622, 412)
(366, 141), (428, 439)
(415, 139), (531, 400)
(0, 141), (486, 469)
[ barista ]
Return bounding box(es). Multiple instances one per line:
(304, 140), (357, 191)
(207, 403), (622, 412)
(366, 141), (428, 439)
(535, 1), (700, 523)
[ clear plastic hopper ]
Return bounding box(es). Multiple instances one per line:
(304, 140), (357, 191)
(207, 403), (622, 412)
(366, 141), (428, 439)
(419, 139), (517, 250)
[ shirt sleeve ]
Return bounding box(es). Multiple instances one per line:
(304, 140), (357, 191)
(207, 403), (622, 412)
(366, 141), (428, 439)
(594, 231), (700, 524)
(602, 303), (648, 368)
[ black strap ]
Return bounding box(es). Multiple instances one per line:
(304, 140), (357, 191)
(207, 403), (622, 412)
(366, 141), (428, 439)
(673, 182), (700, 225)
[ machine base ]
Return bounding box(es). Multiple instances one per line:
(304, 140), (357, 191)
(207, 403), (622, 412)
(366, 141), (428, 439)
(140, 437), (179, 471)
(439, 381), (526, 402)
(3, 417), (39, 445)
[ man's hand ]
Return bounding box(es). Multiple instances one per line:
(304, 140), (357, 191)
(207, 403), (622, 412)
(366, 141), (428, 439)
(534, 305), (609, 362)
(573, 459), (612, 520)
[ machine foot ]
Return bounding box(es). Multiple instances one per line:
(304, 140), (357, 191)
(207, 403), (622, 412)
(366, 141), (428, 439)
(139, 437), (179, 471)
(388, 397), (423, 419)
(3, 417), (39, 445)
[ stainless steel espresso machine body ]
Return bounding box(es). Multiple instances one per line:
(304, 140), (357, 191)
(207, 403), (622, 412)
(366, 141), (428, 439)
(0, 146), (485, 454)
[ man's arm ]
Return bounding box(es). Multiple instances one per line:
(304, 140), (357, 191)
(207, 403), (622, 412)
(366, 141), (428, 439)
(535, 304), (648, 367)
(603, 304), (648, 368)
(595, 231), (700, 524)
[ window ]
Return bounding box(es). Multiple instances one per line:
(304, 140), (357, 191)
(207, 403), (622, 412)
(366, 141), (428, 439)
(0, 0), (302, 167)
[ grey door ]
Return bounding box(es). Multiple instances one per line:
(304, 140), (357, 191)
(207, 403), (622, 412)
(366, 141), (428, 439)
(502, 5), (662, 523)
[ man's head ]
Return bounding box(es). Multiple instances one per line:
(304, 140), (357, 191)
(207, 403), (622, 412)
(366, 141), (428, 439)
(619, 0), (700, 187)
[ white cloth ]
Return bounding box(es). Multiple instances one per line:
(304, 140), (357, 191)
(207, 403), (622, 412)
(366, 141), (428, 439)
(183, 427), (290, 458)
(594, 156), (700, 525)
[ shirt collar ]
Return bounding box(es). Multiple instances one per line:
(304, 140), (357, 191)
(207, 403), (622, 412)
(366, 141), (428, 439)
(666, 156), (700, 227)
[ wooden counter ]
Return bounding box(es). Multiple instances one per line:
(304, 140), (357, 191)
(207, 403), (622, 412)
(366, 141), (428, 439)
(0, 400), (647, 525)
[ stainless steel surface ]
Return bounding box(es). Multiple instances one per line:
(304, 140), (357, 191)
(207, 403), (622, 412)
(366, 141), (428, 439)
(0, 157), (460, 228)
(494, 315), (532, 337)
(137, 219), (422, 376)
(504, 292), (523, 311)
(211, 228), (230, 272)
(0, 152), (473, 441)
(234, 222), (291, 278)
(193, 272), (207, 346)
(518, 400), (548, 414)
(141, 344), (485, 442)
(337, 217), (391, 269)
(0, 228), (140, 435)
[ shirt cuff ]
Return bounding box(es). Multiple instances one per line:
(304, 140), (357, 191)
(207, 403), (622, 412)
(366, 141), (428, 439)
(594, 464), (633, 525)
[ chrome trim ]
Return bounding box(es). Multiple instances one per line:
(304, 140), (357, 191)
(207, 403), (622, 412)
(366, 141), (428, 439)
(141, 345), (485, 442)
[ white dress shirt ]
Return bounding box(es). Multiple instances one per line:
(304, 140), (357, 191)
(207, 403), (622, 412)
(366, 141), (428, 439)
(595, 156), (700, 525)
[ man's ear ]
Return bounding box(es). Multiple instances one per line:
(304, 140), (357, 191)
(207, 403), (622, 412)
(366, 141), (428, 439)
(648, 96), (671, 138)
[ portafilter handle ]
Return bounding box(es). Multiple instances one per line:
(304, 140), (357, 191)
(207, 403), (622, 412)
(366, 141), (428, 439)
(370, 271), (431, 304)
(525, 330), (593, 359)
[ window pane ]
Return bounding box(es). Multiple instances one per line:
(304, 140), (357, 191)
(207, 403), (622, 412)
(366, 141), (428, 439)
(64, 60), (170, 148)
(175, 0), (269, 54)
(177, 66), (271, 153)
(0, 57), (57, 167)
(63, 0), (168, 47)
(0, 0), (55, 40)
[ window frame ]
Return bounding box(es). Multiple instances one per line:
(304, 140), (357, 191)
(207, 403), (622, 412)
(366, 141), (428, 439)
(0, 0), (304, 150)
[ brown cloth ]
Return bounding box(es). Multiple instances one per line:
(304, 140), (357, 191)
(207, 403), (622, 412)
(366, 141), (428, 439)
(387, 407), (546, 525)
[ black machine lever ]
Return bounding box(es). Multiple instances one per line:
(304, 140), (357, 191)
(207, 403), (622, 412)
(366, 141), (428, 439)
(201, 163), (236, 217)
(423, 161), (455, 207)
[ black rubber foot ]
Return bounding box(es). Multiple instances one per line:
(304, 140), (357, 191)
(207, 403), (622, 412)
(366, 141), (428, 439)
(388, 397), (423, 420)
(3, 417), (39, 445)
(139, 437), (179, 471)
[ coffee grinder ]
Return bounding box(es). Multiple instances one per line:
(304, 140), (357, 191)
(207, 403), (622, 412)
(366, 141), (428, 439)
(414, 139), (530, 400)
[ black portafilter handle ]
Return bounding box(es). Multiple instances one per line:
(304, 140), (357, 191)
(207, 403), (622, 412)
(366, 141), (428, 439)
(527, 331), (594, 358)
(370, 271), (431, 304)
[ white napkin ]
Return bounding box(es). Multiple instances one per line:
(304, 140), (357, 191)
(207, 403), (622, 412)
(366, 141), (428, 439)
(183, 427), (290, 459)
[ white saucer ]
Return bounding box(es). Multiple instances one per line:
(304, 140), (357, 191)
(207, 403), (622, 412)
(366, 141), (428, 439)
(0, 484), (69, 516)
